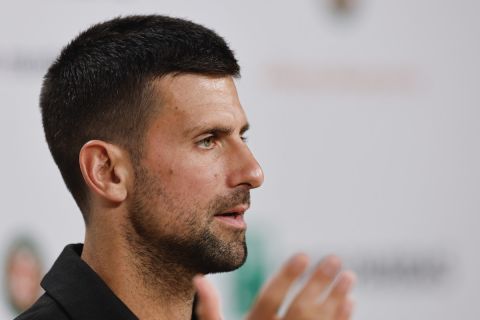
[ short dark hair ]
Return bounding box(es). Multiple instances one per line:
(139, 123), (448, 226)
(40, 15), (240, 221)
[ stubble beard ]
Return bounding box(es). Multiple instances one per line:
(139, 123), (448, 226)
(123, 165), (249, 291)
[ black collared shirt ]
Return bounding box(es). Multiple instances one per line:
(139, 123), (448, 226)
(14, 243), (139, 320)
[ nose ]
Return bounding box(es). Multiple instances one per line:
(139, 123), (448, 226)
(227, 143), (264, 189)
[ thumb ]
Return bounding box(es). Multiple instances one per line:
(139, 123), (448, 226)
(193, 275), (223, 320)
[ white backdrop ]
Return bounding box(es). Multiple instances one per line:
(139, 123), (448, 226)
(1, 0), (479, 319)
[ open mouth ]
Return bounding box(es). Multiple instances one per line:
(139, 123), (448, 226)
(216, 212), (241, 218)
(214, 208), (247, 229)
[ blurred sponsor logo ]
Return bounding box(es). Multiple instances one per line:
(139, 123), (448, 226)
(331, 0), (357, 15)
(347, 250), (452, 289)
(266, 64), (419, 94)
(4, 236), (43, 314)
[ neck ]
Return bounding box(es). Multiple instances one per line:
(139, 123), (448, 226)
(82, 226), (196, 320)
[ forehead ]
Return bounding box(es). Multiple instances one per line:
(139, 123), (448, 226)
(146, 74), (248, 137)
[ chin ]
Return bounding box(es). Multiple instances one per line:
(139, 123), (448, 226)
(199, 241), (248, 274)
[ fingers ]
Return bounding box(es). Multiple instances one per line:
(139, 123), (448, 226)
(193, 275), (222, 320)
(320, 271), (356, 319)
(288, 255), (341, 307)
(335, 298), (355, 320)
(283, 255), (356, 320)
(247, 253), (309, 319)
(247, 254), (356, 320)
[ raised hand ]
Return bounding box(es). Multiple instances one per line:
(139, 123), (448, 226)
(194, 254), (356, 320)
(193, 275), (223, 320)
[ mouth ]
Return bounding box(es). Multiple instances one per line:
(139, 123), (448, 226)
(214, 204), (248, 229)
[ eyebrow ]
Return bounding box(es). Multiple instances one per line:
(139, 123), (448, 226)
(185, 122), (250, 137)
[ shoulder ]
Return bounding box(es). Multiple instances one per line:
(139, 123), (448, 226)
(13, 293), (69, 320)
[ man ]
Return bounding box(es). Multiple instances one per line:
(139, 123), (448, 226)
(16, 15), (356, 320)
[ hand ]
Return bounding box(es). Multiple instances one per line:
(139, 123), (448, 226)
(194, 254), (356, 320)
(193, 274), (223, 320)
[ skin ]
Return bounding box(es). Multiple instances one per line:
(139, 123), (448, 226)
(78, 73), (356, 320)
(126, 73), (262, 276)
(195, 255), (356, 320)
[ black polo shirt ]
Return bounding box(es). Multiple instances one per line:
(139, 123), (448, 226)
(15, 244), (200, 320)
(14, 243), (139, 320)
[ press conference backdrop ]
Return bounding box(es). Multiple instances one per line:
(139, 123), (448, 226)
(1, 0), (479, 319)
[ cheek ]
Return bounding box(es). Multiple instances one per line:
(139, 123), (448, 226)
(147, 143), (228, 202)
(168, 160), (225, 194)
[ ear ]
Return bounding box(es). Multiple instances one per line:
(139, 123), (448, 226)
(79, 140), (131, 204)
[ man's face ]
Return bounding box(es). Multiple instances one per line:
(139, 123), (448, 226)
(126, 74), (264, 275)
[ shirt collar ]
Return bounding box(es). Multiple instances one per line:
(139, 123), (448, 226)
(41, 243), (138, 320)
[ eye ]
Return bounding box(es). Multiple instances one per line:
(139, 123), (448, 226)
(240, 135), (248, 143)
(197, 136), (216, 149)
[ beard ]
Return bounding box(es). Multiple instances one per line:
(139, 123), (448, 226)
(124, 165), (249, 281)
